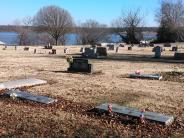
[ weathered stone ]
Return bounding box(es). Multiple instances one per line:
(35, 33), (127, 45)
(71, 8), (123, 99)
(174, 52), (184, 60)
(96, 47), (107, 56)
(0, 78), (47, 90)
(172, 47), (178, 51)
(4, 89), (57, 104)
(107, 44), (115, 50)
(129, 74), (162, 80)
(153, 46), (162, 58)
(49, 49), (56, 54)
(95, 103), (174, 125)
(64, 48), (68, 53)
(128, 47), (132, 50)
(164, 43), (171, 47)
(67, 58), (93, 73)
(82, 47), (96, 58)
(24, 47), (29, 51)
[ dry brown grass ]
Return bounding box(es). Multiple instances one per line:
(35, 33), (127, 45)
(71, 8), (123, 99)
(0, 45), (184, 137)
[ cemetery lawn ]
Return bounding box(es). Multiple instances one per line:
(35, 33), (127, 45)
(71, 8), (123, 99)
(0, 45), (184, 137)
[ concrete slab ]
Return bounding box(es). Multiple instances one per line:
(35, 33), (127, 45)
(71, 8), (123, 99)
(95, 103), (174, 125)
(4, 89), (57, 104)
(129, 74), (162, 80)
(0, 78), (47, 90)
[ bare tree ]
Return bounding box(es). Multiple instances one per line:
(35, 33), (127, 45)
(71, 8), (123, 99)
(78, 19), (108, 45)
(156, 0), (184, 42)
(14, 17), (32, 45)
(112, 9), (144, 44)
(34, 6), (74, 45)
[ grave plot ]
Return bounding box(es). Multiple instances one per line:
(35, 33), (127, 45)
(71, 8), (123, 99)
(3, 89), (57, 104)
(129, 73), (163, 80)
(94, 103), (174, 126)
(0, 78), (47, 90)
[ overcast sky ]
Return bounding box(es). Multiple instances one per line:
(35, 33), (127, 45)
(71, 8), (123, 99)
(0, 0), (162, 26)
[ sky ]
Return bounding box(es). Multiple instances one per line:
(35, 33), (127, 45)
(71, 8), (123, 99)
(0, 0), (161, 27)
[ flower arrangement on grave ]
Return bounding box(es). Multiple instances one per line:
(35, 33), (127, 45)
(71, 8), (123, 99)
(66, 56), (73, 64)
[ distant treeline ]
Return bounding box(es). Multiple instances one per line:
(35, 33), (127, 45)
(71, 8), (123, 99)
(0, 25), (158, 33)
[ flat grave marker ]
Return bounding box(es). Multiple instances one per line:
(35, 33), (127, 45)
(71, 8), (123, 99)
(129, 74), (162, 80)
(95, 103), (174, 126)
(3, 89), (57, 104)
(0, 78), (47, 90)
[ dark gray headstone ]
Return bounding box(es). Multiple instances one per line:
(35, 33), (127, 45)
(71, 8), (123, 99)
(67, 58), (93, 73)
(174, 52), (184, 60)
(4, 89), (57, 104)
(172, 47), (178, 52)
(107, 44), (115, 50)
(129, 74), (162, 80)
(153, 46), (162, 58)
(95, 103), (174, 125)
(96, 47), (107, 56)
(83, 48), (96, 58)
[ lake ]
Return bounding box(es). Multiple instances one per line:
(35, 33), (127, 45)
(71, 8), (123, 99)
(0, 32), (157, 45)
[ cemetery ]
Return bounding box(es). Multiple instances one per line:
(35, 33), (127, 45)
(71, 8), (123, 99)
(0, 45), (183, 137)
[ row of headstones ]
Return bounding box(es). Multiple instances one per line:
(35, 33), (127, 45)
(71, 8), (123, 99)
(153, 46), (184, 59)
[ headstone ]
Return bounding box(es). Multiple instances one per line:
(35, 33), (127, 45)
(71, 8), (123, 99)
(80, 47), (85, 53)
(4, 89), (57, 104)
(67, 58), (93, 73)
(116, 47), (119, 53)
(128, 47), (132, 50)
(172, 47), (178, 51)
(64, 48), (68, 53)
(164, 43), (171, 47)
(129, 74), (162, 80)
(153, 46), (162, 58)
(0, 78), (47, 90)
(174, 52), (184, 60)
(34, 49), (36, 54)
(24, 47), (29, 51)
(119, 44), (124, 47)
(95, 103), (174, 126)
(83, 47), (96, 58)
(52, 49), (56, 54)
(107, 44), (115, 50)
(96, 47), (107, 56)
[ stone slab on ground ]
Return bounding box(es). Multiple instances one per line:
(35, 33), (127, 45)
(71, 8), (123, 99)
(3, 89), (57, 104)
(95, 103), (174, 126)
(129, 74), (162, 80)
(0, 78), (47, 90)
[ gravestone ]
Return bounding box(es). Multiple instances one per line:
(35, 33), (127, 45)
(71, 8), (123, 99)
(67, 58), (93, 73)
(107, 44), (115, 50)
(24, 47), (29, 51)
(0, 78), (47, 90)
(83, 47), (96, 58)
(172, 46), (178, 51)
(174, 52), (184, 60)
(4, 89), (57, 104)
(128, 47), (132, 50)
(96, 47), (107, 56)
(129, 74), (162, 80)
(164, 43), (171, 47)
(95, 103), (174, 126)
(80, 47), (85, 53)
(116, 46), (119, 53)
(51, 49), (56, 54)
(64, 48), (68, 53)
(34, 49), (36, 54)
(153, 46), (162, 58)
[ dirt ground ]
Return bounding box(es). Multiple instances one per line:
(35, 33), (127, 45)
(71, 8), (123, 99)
(0, 44), (184, 137)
